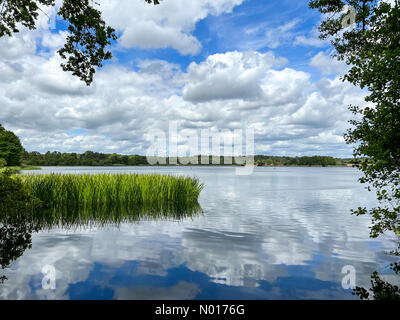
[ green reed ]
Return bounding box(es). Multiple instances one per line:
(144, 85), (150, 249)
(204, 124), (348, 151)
(18, 173), (203, 220)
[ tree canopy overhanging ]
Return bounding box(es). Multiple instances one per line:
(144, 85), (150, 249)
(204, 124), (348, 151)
(0, 0), (161, 85)
(0, 124), (24, 167)
(310, 0), (400, 299)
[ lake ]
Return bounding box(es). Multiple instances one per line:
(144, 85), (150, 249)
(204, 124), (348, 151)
(0, 166), (397, 299)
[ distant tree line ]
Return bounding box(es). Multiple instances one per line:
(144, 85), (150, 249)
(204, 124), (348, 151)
(22, 151), (149, 166)
(20, 151), (351, 167)
(254, 155), (349, 167)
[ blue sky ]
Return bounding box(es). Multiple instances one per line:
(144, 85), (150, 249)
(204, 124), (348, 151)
(0, 0), (367, 157)
(110, 0), (328, 78)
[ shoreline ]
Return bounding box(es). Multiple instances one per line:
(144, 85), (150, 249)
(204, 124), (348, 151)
(21, 164), (357, 169)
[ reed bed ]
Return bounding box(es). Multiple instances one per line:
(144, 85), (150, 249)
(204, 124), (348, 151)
(18, 173), (203, 220)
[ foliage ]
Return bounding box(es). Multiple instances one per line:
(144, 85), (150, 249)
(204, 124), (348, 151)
(310, 0), (400, 299)
(8, 165), (41, 171)
(353, 271), (400, 300)
(254, 155), (339, 166)
(0, 168), (42, 213)
(0, 212), (37, 270)
(20, 173), (203, 215)
(0, 213), (36, 284)
(0, 158), (6, 167)
(0, 124), (24, 166)
(57, 0), (117, 85)
(0, 0), (160, 85)
(23, 150), (148, 166)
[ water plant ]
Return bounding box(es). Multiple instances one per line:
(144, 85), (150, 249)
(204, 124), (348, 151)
(17, 173), (203, 224)
(0, 173), (203, 283)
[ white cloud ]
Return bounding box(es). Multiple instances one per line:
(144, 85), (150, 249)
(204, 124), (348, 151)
(0, 33), (36, 60)
(294, 35), (327, 47)
(182, 51), (289, 102)
(264, 19), (300, 49)
(234, 18), (330, 51)
(118, 20), (202, 55)
(310, 51), (349, 75)
(293, 23), (330, 48)
(98, 0), (244, 55)
(0, 44), (367, 157)
(40, 31), (68, 50)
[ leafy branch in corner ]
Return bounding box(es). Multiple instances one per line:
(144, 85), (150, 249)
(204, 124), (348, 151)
(309, 0), (400, 299)
(0, 0), (161, 85)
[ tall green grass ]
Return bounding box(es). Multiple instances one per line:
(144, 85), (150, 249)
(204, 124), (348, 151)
(17, 173), (203, 225)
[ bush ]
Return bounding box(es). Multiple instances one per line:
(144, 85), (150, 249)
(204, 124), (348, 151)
(0, 168), (42, 214)
(0, 158), (6, 167)
(0, 125), (24, 166)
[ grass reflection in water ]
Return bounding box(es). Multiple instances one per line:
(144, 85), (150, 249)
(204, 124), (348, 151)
(0, 173), (203, 282)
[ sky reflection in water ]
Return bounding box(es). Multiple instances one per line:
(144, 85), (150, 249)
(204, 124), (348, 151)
(0, 166), (397, 300)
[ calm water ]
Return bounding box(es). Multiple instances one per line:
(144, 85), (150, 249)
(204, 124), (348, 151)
(0, 166), (398, 299)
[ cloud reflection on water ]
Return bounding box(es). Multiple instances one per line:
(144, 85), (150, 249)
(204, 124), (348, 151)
(0, 167), (397, 299)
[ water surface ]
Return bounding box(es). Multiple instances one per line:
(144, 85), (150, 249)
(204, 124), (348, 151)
(0, 166), (397, 299)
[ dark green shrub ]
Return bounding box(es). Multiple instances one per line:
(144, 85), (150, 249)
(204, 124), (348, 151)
(0, 168), (42, 213)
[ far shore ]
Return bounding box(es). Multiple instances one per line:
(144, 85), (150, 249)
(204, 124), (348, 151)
(19, 164), (357, 169)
